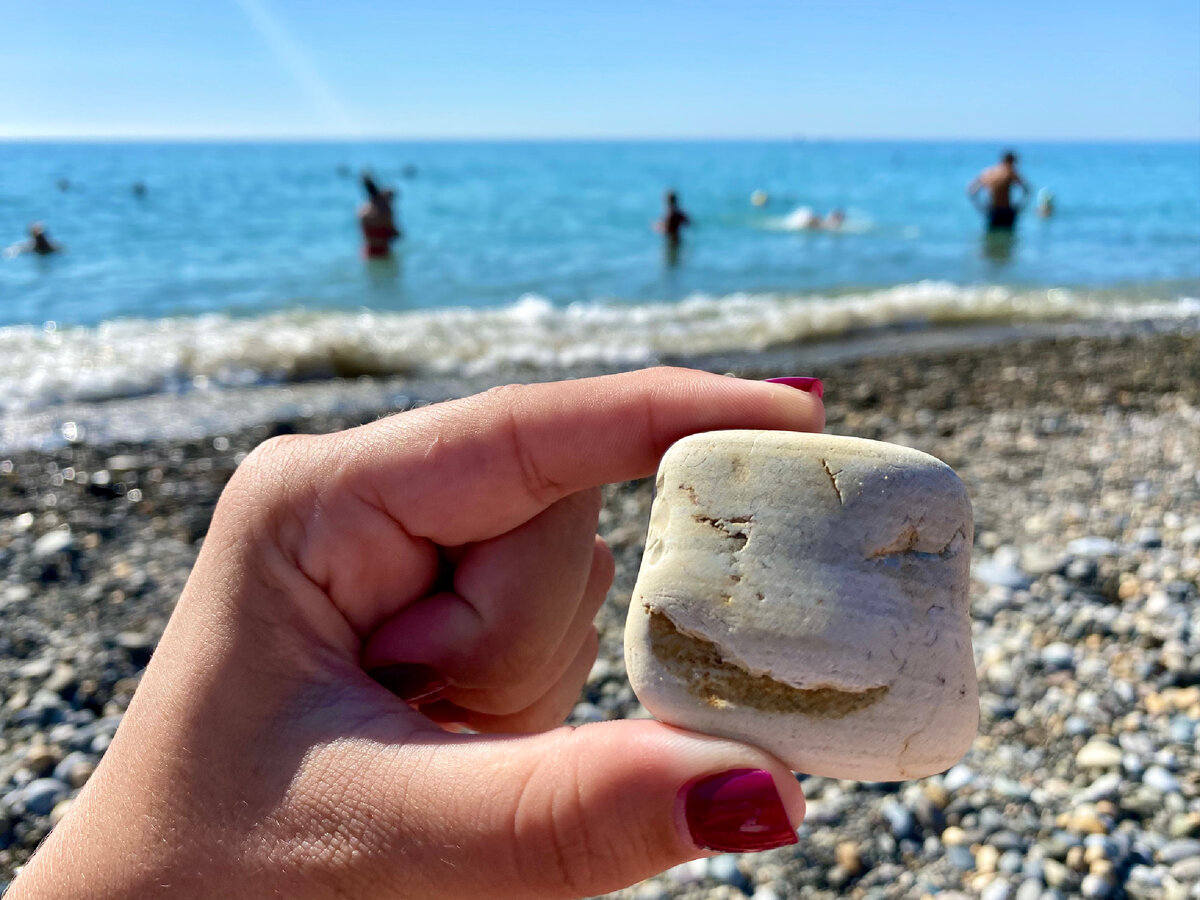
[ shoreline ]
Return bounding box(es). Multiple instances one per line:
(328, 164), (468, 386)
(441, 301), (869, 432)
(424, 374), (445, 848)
(2, 329), (1199, 896)
(3, 312), (1197, 454)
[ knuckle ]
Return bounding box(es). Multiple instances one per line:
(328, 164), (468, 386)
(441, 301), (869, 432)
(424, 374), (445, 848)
(480, 383), (567, 506)
(233, 434), (318, 492)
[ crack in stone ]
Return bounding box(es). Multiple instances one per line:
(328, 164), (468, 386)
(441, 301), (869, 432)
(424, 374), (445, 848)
(819, 458), (844, 505)
(693, 514), (753, 551)
(646, 608), (890, 717)
(868, 524), (965, 561)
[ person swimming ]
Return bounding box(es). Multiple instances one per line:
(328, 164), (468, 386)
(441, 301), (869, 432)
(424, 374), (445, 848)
(1037, 188), (1055, 218)
(968, 150), (1030, 232)
(358, 172), (402, 259)
(4, 223), (62, 258)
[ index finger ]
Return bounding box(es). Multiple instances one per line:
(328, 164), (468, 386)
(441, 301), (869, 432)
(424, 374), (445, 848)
(343, 366), (824, 545)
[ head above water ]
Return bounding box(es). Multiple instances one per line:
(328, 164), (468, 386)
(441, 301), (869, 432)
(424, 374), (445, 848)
(665, 190), (678, 207)
(1002, 150), (1018, 166)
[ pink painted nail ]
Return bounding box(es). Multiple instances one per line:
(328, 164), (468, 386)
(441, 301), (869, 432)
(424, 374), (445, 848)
(765, 377), (824, 398)
(684, 769), (798, 853)
(368, 663), (449, 704)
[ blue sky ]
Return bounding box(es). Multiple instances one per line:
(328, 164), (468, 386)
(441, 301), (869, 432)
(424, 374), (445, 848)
(3, 1), (1198, 140)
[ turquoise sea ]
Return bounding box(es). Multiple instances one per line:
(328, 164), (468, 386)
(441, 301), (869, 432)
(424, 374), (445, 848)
(1, 140), (1198, 438)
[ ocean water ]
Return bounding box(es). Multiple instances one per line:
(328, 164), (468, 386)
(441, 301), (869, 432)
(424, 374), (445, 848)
(1, 140), (1198, 429)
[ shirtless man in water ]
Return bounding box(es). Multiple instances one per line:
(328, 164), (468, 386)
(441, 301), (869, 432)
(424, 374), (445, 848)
(968, 151), (1030, 232)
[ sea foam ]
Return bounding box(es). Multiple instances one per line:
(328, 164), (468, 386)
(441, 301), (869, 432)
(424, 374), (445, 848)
(0, 282), (1194, 414)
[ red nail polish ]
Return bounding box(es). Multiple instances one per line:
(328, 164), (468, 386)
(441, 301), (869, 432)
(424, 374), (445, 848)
(684, 769), (798, 853)
(765, 377), (824, 398)
(368, 663), (449, 704)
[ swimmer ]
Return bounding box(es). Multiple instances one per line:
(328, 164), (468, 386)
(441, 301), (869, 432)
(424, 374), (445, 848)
(4, 223), (62, 258)
(131, 182), (147, 198)
(823, 209), (845, 230)
(1037, 188), (1055, 218)
(751, 189), (769, 207)
(968, 150), (1030, 232)
(358, 171), (402, 259)
(654, 190), (691, 246)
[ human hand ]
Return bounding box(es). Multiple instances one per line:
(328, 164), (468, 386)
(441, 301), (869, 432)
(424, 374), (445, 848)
(10, 367), (824, 900)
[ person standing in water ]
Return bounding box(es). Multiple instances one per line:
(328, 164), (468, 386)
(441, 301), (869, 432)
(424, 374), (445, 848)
(656, 190), (691, 246)
(358, 171), (402, 259)
(968, 150), (1030, 232)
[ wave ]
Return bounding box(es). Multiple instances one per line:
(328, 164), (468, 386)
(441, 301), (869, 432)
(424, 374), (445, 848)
(1, 282), (1196, 413)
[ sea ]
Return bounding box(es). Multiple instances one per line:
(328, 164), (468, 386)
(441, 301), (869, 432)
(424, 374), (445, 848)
(2, 140), (1198, 449)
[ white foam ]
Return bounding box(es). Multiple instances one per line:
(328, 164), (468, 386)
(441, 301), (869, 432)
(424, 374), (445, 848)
(0, 283), (1194, 414)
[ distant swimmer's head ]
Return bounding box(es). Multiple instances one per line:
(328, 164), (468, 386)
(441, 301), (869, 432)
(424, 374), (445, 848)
(29, 222), (45, 238)
(1002, 150), (1018, 166)
(665, 190), (678, 208)
(827, 209), (845, 228)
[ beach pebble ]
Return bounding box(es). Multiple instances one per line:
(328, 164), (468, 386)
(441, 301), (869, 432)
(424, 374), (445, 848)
(19, 778), (68, 817)
(626, 431), (977, 781)
(1076, 741), (1123, 770)
(31, 529), (73, 560)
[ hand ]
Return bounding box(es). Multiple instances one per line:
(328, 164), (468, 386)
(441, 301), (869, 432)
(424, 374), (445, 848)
(10, 367), (824, 900)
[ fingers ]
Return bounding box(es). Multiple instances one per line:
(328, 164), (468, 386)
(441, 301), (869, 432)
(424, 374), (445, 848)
(330, 720), (805, 899)
(341, 367), (825, 546)
(362, 492), (606, 689)
(429, 627), (600, 734)
(443, 536), (613, 715)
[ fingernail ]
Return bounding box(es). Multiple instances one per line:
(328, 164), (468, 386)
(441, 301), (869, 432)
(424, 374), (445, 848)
(368, 663), (449, 704)
(684, 768), (798, 853)
(765, 377), (824, 398)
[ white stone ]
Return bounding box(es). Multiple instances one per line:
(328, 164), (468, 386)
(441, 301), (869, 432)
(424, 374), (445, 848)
(625, 431), (977, 782)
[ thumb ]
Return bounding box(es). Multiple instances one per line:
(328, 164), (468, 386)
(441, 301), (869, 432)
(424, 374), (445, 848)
(394, 719), (805, 899)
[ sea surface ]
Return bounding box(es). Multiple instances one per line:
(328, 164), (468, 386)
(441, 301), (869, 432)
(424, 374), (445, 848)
(1, 140), (1198, 445)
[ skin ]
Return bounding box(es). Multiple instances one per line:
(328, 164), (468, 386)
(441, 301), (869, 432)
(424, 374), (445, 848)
(968, 157), (1029, 211)
(9, 367), (822, 900)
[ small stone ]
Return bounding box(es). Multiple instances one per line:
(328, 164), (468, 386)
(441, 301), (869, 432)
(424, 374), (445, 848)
(977, 844), (1001, 875)
(946, 845), (975, 870)
(1080, 873), (1114, 898)
(1160, 840), (1200, 865)
(49, 798), (73, 826)
(836, 840), (864, 876)
(980, 880), (1012, 900)
(1041, 643), (1075, 671)
(975, 547), (1032, 589)
(1168, 857), (1200, 882)
(942, 826), (968, 846)
(1075, 741), (1123, 769)
(1066, 537), (1121, 558)
(943, 764), (975, 792)
(23, 743), (62, 777)
(707, 854), (750, 891)
(32, 528), (73, 559)
(1143, 766), (1181, 793)
(633, 883), (669, 900)
(1065, 809), (1108, 836)
(882, 800), (918, 841)
(21, 778), (69, 816)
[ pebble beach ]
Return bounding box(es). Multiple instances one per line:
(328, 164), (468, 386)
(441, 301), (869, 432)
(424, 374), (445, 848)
(2, 328), (1199, 899)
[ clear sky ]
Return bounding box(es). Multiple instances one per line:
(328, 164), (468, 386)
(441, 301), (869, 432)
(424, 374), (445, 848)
(3, 0), (1198, 140)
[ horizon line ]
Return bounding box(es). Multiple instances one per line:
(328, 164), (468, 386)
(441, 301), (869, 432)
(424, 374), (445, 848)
(3, 133), (1199, 145)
